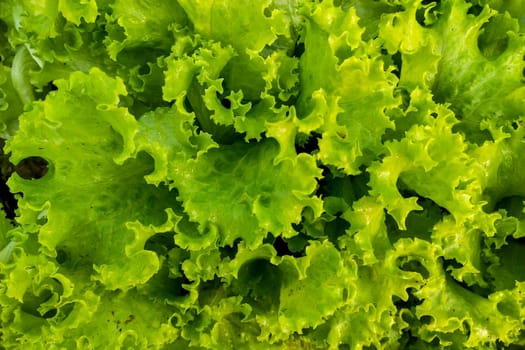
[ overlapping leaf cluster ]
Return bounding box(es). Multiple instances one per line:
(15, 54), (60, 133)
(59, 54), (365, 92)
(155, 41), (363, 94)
(1, 0), (525, 349)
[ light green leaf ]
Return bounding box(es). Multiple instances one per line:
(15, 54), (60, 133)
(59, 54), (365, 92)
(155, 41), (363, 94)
(170, 140), (323, 248)
(6, 68), (176, 291)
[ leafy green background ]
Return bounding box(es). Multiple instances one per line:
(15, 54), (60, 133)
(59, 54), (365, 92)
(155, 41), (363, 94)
(1, 0), (525, 349)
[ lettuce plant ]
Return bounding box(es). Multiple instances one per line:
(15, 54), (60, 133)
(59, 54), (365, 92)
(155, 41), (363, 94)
(1, 0), (525, 349)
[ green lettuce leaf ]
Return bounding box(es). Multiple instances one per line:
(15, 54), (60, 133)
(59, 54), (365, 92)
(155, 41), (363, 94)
(168, 140), (323, 248)
(6, 68), (178, 291)
(298, 2), (398, 175)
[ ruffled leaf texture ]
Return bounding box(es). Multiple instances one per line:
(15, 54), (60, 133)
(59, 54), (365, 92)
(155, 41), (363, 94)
(0, 0), (525, 349)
